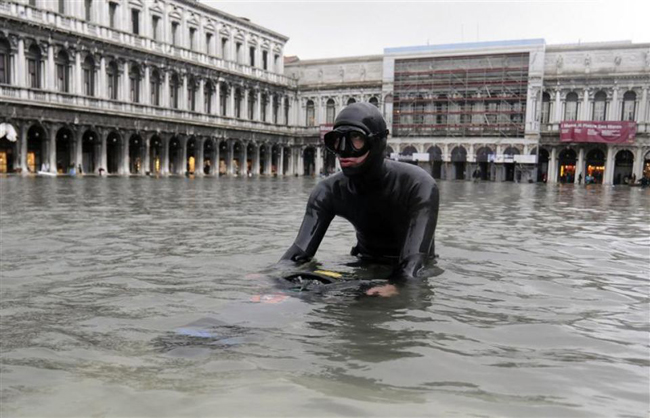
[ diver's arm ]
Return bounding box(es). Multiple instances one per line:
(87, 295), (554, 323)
(393, 178), (440, 281)
(280, 183), (335, 264)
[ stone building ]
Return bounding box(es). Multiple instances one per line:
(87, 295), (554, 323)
(2, 0), (649, 184)
(0, 0), (319, 176)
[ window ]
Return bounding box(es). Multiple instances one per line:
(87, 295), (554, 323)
(129, 64), (141, 103)
(204, 82), (213, 113)
(107, 61), (118, 100)
(219, 84), (227, 116)
(273, 96), (279, 124)
(592, 91), (607, 121)
(55, 51), (70, 93)
(82, 55), (95, 96)
(284, 99), (290, 125)
(262, 50), (268, 70)
(188, 77), (196, 111)
(150, 69), (161, 106)
(108, 3), (117, 29)
(306, 100), (315, 126)
(84, 0), (92, 21)
(234, 88), (241, 118)
(171, 22), (179, 46)
(261, 94), (268, 122)
(205, 33), (213, 55)
(274, 54), (279, 70)
(326, 99), (335, 124)
(151, 16), (160, 41)
(236, 42), (242, 63)
(621, 91), (636, 121)
(26, 45), (42, 89)
(58, 0), (65, 14)
(0, 38), (10, 85)
(131, 9), (140, 35)
(221, 38), (228, 59)
(170, 73), (180, 109)
(249, 46), (255, 67)
(564, 92), (578, 121)
(189, 28), (196, 51)
(541, 92), (551, 124)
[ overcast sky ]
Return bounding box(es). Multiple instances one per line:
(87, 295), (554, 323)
(201, 1), (650, 60)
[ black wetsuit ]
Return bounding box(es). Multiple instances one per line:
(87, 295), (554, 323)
(281, 159), (439, 281)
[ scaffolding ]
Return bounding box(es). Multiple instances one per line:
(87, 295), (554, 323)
(393, 52), (529, 138)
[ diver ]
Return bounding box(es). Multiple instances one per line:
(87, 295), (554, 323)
(280, 103), (439, 297)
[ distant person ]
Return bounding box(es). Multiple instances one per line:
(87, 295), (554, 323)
(578, 173), (582, 185)
(280, 103), (439, 297)
(472, 167), (481, 183)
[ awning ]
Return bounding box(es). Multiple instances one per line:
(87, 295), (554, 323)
(0, 123), (18, 142)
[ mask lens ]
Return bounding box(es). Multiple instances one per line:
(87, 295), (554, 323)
(348, 132), (366, 151)
(323, 132), (341, 153)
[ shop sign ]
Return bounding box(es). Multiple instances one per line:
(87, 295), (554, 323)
(560, 121), (636, 143)
(514, 154), (537, 164)
(319, 124), (334, 140)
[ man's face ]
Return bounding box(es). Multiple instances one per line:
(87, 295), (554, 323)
(338, 151), (370, 168)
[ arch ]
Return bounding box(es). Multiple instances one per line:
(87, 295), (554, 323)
(129, 64), (141, 103)
(585, 148), (605, 184)
(557, 148), (577, 183)
(303, 146), (316, 176)
(234, 87), (243, 118)
(246, 141), (256, 174)
(259, 142), (269, 175)
(592, 90), (607, 121)
(55, 50), (71, 93)
(402, 145), (417, 156)
(232, 140), (244, 175)
(203, 138), (216, 175)
(219, 83), (228, 116)
(26, 124), (47, 172)
(451, 146), (467, 162)
(282, 146), (291, 175)
(82, 55), (96, 96)
(369, 97), (379, 108)
(186, 137), (197, 174)
(0, 36), (12, 85)
(503, 146), (520, 156)
(128, 134), (143, 174)
(169, 136), (185, 174)
(218, 140), (228, 174)
(55, 126), (74, 173)
(613, 149), (634, 185)
(106, 131), (122, 174)
(475, 146), (493, 162)
(503, 146), (520, 182)
(149, 135), (163, 174)
(451, 145), (466, 179)
(347, 97), (356, 106)
(385, 145), (395, 156)
(271, 144), (281, 175)
(536, 148), (550, 182)
(326, 98), (336, 124)
(81, 129), (99, 174)
(204, 80), (215, 114)
(427, 146), (443, 179)
(247, 88), (255, 119)
(106, 60), (119, 100)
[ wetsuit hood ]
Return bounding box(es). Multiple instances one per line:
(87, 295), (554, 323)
(332, 103), (388, 179)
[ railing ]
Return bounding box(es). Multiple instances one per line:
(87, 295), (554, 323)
(1, 85), (317, 137)
(1, 2), (297, 88)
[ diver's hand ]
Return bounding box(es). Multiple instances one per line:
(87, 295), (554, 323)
(365, 284), (399, 297)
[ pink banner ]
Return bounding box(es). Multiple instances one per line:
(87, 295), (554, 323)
(319, 124), (333, 140)
(560, 121), (636, 144)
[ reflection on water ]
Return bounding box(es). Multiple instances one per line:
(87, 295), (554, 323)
(1, 176), (648, 417)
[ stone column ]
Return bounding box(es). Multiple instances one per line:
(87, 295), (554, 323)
(74, 128), (83, 172)
(265, 145), (272, 175)
(226, 140), (234, 175)
(255, 90), (262, 121)
(575, 147), (585, 184)
(228, 86), (235, 117)
(632, 147), (644, 182)
(603, 145), (615, 185)
(100, 130), (108, 174)
(99, 56), (107, 99)
(215, 81), (221, 116)
(179, 137), (187, 175)
(143, 65), (150, 105)
(47, 44), (55, 91)
(161, 136), (170, 175)
(581, 89), (590, 120)
(315, 146), (323, 176)
(181, 74), (188, 110)
(19, 122), (28, 173)
(123, 61), (130, 102)
(122, 135), (129, 175)
(240, 143), (248, 176)
(214, 140), (221, 176)
(195, 138), (205, 176)
(548, 147), (557, 184)
(608, 89), (619, 121)
(198, 79), (205, 114)
(285, 148), (294, 176)
(46, 127), (56, 173)
(638, 87), (648, 123)
(253, 144), (260, 175)
(163, 71), (170, 108)
(278, 146), (284, 176)
(143, 135), (151, 175)
(17, 38), (26, 87)
(74, 50), (82, 95)
(297, 147), (304, 176)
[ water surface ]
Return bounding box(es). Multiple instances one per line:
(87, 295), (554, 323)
(1, 176), (648, 417)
